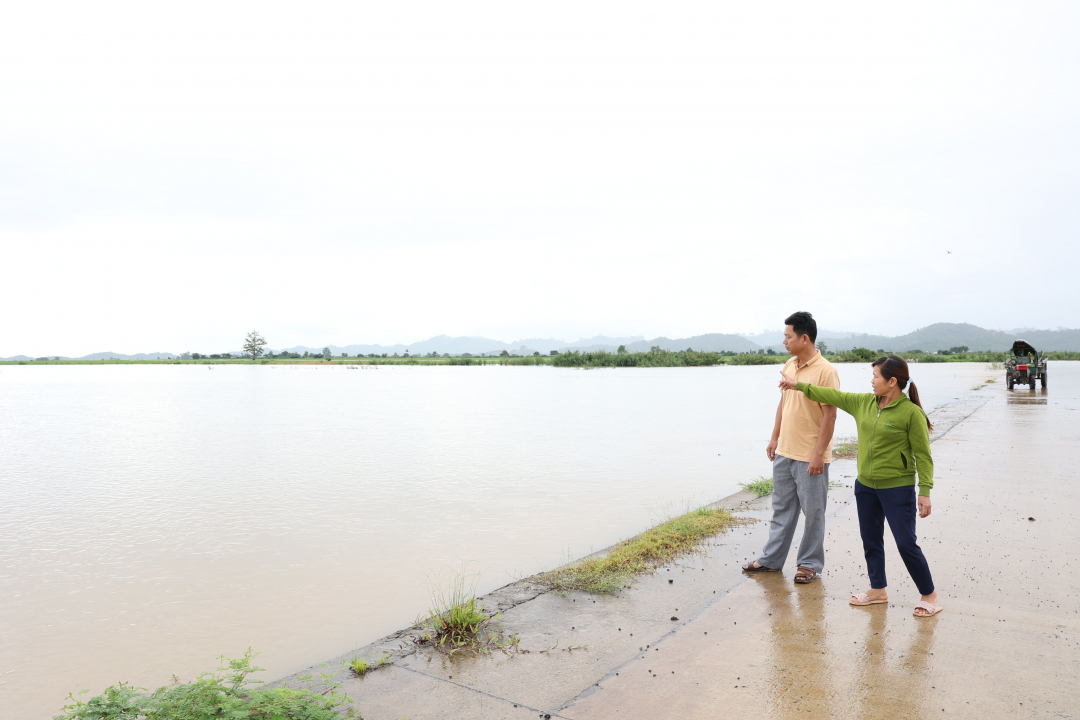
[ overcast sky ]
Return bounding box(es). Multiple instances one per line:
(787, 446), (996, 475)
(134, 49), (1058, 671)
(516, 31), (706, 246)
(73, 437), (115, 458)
(2, 2), (1078, 355)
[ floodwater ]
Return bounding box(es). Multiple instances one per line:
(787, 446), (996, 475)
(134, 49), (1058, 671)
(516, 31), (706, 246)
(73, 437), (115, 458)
(0, 361), (1000, 718)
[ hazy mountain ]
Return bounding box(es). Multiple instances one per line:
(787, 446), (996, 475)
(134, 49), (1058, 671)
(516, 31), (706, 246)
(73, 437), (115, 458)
(76, 351), (179, 360)
(822, 323), (1080, 352)
(740, 329), (859, 347)
(625, 333), (759, 353)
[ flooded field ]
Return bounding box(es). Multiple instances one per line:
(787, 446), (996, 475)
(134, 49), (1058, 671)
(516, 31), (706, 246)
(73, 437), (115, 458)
(0, 361), (1017, 717)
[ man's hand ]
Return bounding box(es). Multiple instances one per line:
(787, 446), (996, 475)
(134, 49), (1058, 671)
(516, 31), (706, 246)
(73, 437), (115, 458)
(808, 452), (824, 476)
(766, 439), (778, 462)
(778, 370), (797, 391)
(918, 496), (931, 518)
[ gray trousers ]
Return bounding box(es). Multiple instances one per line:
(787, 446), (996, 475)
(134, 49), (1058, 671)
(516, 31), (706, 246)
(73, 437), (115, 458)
(757, 454), (829, 573)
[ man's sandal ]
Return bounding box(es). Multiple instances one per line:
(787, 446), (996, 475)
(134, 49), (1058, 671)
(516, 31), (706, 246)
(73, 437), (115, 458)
(913, 601), (943, 618)
(794, 566), (817, 584)
(849, 592), (888, 606)
(741, 562), (778, 573)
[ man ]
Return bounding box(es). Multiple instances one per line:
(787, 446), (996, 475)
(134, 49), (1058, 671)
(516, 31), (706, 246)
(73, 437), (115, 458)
(742, 311), (838, 583)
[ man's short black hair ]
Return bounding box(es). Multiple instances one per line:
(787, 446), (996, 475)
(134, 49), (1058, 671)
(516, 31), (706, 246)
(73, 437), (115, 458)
(785, 311), (817, 343)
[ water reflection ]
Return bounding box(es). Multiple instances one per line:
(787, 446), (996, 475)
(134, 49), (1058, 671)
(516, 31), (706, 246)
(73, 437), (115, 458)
(754, 574), (836, 719)
(1007, 388), (1048, 405)
(851, 607), (937, 720)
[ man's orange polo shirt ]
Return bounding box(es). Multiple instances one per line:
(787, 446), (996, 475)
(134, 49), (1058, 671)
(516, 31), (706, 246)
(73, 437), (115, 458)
(777, 351), (840, 463)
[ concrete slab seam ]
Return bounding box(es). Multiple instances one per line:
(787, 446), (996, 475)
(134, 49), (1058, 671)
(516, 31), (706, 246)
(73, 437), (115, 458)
(393, 662), (573, 719)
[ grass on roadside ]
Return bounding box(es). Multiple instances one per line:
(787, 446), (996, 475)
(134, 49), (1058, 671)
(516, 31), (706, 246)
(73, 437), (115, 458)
(738, 477), (774, 497)
(832, 435), (858, 459)
(538, 506), (743, 594)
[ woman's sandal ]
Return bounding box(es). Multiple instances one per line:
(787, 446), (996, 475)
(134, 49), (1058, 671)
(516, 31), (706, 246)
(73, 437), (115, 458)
(794, 566), (817, 584)
(849, 592), (888, 606)
(913, 601), (943, 618)
(742, 562), (778, 573)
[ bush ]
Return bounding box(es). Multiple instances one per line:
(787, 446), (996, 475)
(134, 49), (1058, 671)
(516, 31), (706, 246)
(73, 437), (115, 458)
(54, 650), (355, 720)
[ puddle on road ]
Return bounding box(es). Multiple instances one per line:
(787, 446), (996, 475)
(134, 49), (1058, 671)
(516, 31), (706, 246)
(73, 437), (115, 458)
(1007, 389), (1049, 405)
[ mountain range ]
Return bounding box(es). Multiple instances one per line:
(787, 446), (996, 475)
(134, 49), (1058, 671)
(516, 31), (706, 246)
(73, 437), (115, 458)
(4, 323), (1080, 361)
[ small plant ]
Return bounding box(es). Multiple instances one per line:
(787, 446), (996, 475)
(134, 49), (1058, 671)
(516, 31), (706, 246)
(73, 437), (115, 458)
(348, 658), (369, 676)
(739, 477), (774, 497)
(832, 435), (858, 459)
(412, 570), (514, 656)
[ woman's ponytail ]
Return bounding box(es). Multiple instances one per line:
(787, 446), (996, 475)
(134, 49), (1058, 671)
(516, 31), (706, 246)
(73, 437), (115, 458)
(906, 381), (932, 432)
(873, 355), (933, 432)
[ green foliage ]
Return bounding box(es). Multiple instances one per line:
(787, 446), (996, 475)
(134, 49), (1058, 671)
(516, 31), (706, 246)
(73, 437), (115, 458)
(54, 650), (355, 720)
(539, 506), (742, 594)
(727, 352), (785, 365)
(551, 348), (734, 367)
(348, 658), (369, 676)
(739, 477), (774, 497)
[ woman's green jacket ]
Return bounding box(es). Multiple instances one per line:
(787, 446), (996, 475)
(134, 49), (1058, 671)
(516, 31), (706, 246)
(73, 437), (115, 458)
(795, 382), (934, 497)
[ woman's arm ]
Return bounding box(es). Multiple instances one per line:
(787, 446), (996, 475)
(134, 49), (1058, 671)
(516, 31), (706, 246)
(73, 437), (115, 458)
(778, 370), (860, 414)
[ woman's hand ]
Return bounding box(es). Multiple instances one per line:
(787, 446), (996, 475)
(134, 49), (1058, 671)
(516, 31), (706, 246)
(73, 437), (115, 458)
(778, 370), (798, 392)
(918, 496), (931, 518)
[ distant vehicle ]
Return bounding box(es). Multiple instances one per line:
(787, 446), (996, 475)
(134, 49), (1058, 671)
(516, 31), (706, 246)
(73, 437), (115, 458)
(1005, 340), (1047, 389)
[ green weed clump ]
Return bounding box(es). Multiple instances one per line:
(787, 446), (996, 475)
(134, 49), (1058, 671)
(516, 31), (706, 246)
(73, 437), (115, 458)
(538, 507), (741, 594)
(413, 574), (515, 656)
(831, 435), (858, 459)
(53, 650), (355, 720)
(348, 658), (369, 676)
(739, 477), (774, 497)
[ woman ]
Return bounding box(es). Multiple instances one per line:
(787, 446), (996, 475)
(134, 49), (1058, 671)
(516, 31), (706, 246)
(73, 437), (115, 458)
(778, 355), (942, 618)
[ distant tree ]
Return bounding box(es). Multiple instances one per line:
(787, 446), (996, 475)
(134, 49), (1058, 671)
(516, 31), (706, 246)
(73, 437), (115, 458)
(341, 352), (348, 358)
(816, 341), (828, 354)
(499, 350), (509, 357)
(533, 351), (540, 357)
(243, 331), (267, 360)
(950, 346), (969, 354)
(617, 344), (627, 354)
(650, 346), (662, 353)
(192, 353), (203, 360)
(550, 350), (559, 356)
(322, 347), (331, 359)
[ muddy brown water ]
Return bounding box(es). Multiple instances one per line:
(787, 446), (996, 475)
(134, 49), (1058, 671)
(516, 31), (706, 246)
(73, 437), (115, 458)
(0, 361), (1019, 717)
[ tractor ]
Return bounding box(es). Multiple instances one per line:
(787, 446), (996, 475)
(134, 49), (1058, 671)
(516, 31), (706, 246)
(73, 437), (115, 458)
(1005, 340), (1047, 389)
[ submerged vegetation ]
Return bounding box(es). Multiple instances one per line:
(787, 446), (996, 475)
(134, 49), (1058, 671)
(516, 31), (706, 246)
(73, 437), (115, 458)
(832, 435), (859, 459)
(53, 650), (355, 720)
(538, 506), (743, 594)
(9, 349), (1079, 368)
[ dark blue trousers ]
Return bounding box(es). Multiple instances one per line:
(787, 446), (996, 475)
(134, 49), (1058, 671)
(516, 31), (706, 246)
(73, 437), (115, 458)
(854, 481), (935, 595)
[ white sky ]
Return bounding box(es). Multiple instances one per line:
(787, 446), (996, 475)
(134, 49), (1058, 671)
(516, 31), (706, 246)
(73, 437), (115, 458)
(2, 1), (1078, 355)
